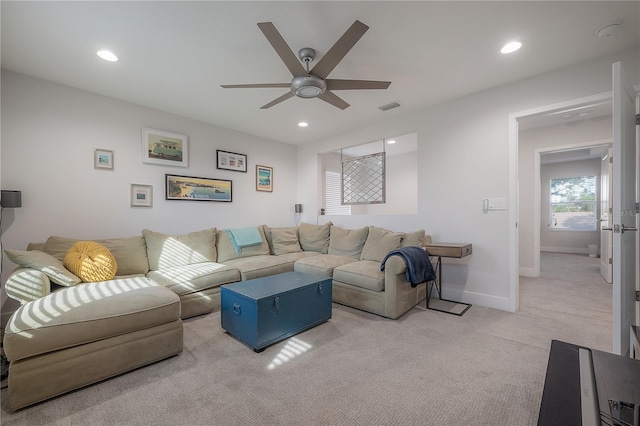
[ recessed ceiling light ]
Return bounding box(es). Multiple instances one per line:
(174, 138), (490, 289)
(298, 122), (308, 127)
(501, 41), (522, 54)
(97, 50), (118, 62)
(387, 140), (396, 144)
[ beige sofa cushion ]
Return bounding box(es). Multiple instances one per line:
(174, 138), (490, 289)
(265, 226), (302, 255)
(143, 228), (217, 271)
(333, 260), (385, 292)
(360, 226), (403, 262)
(298, 222), (332, 254)
(146, 262), (240, 296)
(224, 255), (295, 281)
(271, 228), (302, 255)
(4, 277), (180, 362)
(42, 235), (150, 276)
(400, 229), (426, 247)
(5, 249), (81, 287)
(216, 226), (269, 262)
(328, 226), (369, 259)
(294, 254), (358, 277)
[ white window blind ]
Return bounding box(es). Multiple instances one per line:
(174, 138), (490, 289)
(325, 170), (351, 215)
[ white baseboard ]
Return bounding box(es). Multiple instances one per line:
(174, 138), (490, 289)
(540, 246), (589, 255)
(439, 285), (510, 312)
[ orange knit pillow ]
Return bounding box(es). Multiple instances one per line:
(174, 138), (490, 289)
(64, 241), (118, 283)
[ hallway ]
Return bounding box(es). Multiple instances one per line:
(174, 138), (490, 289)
(519, 252), (612, 352)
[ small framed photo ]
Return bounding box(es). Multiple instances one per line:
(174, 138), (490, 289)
(256, 165), (273, 192)
(142, 127), (188, 167)
(217, 150), (247, 172)
(165, 174), (232, 202)
(94, 148), (114, 170)
(130, 184), (153, 207)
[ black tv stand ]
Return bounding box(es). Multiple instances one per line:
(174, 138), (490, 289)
(537, 340), (640, 426)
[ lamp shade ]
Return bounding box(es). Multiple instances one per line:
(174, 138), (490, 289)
(1, 190), (22, 208)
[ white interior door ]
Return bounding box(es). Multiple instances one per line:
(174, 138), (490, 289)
(600, 147), (613, 283)
(611, 61), (638, 356)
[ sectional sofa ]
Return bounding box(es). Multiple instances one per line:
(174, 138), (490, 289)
(2, 222), (431, 410)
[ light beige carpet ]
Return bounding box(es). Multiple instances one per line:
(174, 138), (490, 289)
(0, 252), (612, 425)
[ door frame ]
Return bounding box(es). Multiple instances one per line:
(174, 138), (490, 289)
(531, 139), (612, 277)
(508, 91), (612, 312)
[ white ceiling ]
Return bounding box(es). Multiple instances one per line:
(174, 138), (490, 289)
(2, 1), (638, 145)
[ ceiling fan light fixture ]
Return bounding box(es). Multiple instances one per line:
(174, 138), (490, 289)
(291, 75), (326, 98)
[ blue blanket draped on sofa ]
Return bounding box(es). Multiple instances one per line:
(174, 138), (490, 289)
(225, 227), (262, 254)
(380, 246), (436, 287)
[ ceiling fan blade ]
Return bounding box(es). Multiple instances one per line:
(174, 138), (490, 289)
(257, 22), (307, 77)
(311, 20), (369, 79)
(326, 79), (391, 90)
(318, 91), (350, 110)
(221, 83), (290, 89)
(260, 91), (295, 109)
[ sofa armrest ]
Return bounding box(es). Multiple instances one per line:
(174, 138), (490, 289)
(5, 267), (52, 304)
(381, 255), (407, 277)
(381, 255), (427, 319)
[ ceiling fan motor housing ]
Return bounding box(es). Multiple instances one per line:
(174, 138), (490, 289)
(291, 75), (326, 98)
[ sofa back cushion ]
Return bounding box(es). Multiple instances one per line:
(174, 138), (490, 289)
(400, 229), (426, 247)
(328, 226), (369, 259)
(298, 222), (332, 254)
(216, 226), (269, 262)
(143, 228), (217, 271)
(360, 226), (404, 262)
(265, 226), (302, 255)
(43, 235), (150, 276)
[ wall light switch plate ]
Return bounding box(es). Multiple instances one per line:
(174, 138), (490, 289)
(488, 198), (506, 211)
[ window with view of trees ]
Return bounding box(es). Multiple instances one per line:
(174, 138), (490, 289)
(549, 176), (597, 231)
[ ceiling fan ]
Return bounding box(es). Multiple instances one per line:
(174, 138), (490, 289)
(221, 20), (391, 110)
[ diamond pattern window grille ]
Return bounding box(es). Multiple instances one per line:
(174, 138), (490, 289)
(342, 152), (385, 205)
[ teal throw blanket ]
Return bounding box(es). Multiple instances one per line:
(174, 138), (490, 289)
(225, 227), (262, 254)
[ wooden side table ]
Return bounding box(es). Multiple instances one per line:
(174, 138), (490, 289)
(423, 242), (472, 316)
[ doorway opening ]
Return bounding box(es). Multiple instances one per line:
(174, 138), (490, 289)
(508, 91), (612, 312)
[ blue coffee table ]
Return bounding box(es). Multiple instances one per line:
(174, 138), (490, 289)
(221, 271), (332, 352)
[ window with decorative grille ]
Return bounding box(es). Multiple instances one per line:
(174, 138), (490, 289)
(342, 152), (385, 205)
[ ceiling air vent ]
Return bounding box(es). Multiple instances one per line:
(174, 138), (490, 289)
(379, 102), (400, 112)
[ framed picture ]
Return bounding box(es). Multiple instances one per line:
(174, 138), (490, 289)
(165, 174), (232, 202)
(256, 165), (273, 192)
(142, 127), (188, 167)
(130, 184), (153, 207)
(94, 148), (114, 170)
(216, 150), (247, 172)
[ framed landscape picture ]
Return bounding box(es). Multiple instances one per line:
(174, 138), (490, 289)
(165, 174), (232, 202)
(130, 184), (153, 207)
(216, 150), (247, 172)
(94, 148), (114, 170)
(256, 165), (273, 192)
(142, 128), (188, 167)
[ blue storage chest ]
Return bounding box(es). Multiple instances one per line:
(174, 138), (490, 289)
(220, 271), (332, 352)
